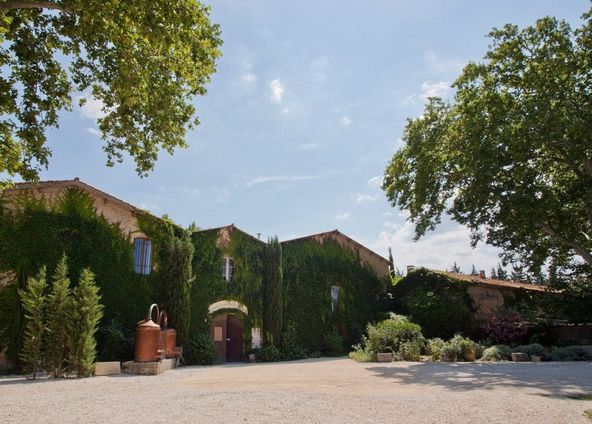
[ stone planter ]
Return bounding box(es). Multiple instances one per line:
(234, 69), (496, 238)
(531, 355), (542, 362)
(441, 352), (456, 362)
(377, 352), (393, 363)
(248, 353), (256, 363)
(511, 352), (529, 362)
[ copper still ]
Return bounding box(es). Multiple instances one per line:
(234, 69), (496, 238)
(134, 304), (163, 362)
(159, 311), (178, 359)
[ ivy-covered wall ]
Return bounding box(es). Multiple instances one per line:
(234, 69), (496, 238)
(389, 268), (547, 339)
(0, 188), (182, 365)
(282, 239), (386, 351)
(190, 227), (386, 355)
(190, 227), (265, 351)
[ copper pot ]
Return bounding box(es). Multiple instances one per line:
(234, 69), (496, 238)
(134, 304), (163, 362)
(159, 311), (178, 359)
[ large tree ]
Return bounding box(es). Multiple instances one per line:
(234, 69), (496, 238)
(383, 10), (592, 278)
(0, 0), (222, 190)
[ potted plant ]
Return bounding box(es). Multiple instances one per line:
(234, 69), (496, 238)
(441, 342), (460, 362)
(460, 339), (478, 362)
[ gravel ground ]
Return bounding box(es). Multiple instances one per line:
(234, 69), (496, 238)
(1, 358), (591, 423)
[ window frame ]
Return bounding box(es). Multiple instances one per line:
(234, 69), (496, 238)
(133, 237), (153, 275)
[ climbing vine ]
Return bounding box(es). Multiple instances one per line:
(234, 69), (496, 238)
(389, 268), (476, 339)
(282, 239), (385, 352)
(190, 227), (265, 352)
(0, 187), (184, 366)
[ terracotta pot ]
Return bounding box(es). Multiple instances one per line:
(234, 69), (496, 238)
(463, 349), (476, 362)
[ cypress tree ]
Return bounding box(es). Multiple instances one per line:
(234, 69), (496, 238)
(18, 266), (47, 379)
(69, 268), (103, 377)
(160, 228), (194, 345)
(45, 255), (72, 378)
(263, 237), (283, 346)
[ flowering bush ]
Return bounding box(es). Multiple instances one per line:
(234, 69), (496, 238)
(485, 313), (527, 345)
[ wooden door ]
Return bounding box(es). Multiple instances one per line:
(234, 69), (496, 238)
(225, 314), (243, 362)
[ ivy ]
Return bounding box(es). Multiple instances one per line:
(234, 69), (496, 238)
(190, 227), (265, 352)
(282, 239), (385, 352)
(0, 187), (179, 366)
(389, 268), (476, 339)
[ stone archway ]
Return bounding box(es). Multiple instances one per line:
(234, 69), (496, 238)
(208, 300), (248, 362)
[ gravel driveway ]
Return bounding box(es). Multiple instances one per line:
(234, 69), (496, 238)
(1, 358), (591, 423)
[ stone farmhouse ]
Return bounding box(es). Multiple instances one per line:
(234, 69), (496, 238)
(0, 179), (388, 364)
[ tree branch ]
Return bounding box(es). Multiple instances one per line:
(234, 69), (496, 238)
(584, 157), (592, 178)
(537, 223), (592, 265)
(0, 1), (64, 11)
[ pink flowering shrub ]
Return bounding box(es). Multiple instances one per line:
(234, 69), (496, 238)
(485, 313), (527, 345)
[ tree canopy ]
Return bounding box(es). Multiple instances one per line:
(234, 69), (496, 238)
(383, 9), (592, 279)
(0, 0), (222, 190)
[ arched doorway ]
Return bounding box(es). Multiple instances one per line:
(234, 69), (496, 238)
(209, 301), (248, 362)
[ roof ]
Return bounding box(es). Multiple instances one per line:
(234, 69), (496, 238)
(3, 178), (171, 226)
(194, 224), (266, 245)
(281, 229), (390, 266)
(433, 270), (550, 292)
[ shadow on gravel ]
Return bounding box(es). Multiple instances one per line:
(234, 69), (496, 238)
(365, 362), (592, 397)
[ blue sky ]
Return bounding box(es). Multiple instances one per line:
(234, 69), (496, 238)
(38, 0), (588, 274)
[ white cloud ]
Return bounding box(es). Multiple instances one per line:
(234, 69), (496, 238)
(340, 116), (352, 126)
(420, 81), (451, 98)
(367, 176), (382, 188)
(335, 212), (351, 221)
(369, 220), (502, 274)
(424, 50), (466, 74)
(269, 79), (285, 103)
(355, 193), (378, 204)
(241, 73), (257, 84)
(77, 95), (107, 120)
(246, 174), (318, 187)
(299, 143), (318, 151)
(86, 127), (101, 137)
(281, 107), (290, 115)
(383, 220), (398, 230)
(401, 81), (452, 106)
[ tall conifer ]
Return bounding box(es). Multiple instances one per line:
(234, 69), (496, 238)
(18, 267), (47, 379)
(45, 255), (72, 378)
(69, 269), (103, 377)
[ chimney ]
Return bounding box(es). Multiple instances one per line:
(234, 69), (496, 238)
(407, 265), (415, 273)
(479, 270), (486, 279)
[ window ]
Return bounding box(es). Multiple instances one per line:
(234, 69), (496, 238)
(222, 257), (234, 283)
(133, 237), (152, 275)
(331, 286), (340, 312)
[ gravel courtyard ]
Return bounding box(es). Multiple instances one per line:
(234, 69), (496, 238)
(2, 358), (591, 423)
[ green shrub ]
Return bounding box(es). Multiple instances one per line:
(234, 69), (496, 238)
(551, 346), (592, 361)
(481, 344), (511, 361)
(281, 323), (307, 360)
(323, 331), (344, 357)
(511, 343), (546, 360)
(399, 340), (422, 361)
(348, 349), (374, 363)
(96, 319), (134, 362)
(441, 340), (462, 361)
(185, 333), (218, 365)
(365, 316), (425, 355)
(427, 338), (445, 360)
(255, 345), (282, 362)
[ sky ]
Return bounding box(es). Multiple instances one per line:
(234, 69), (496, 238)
(35, 0), (589, 274)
